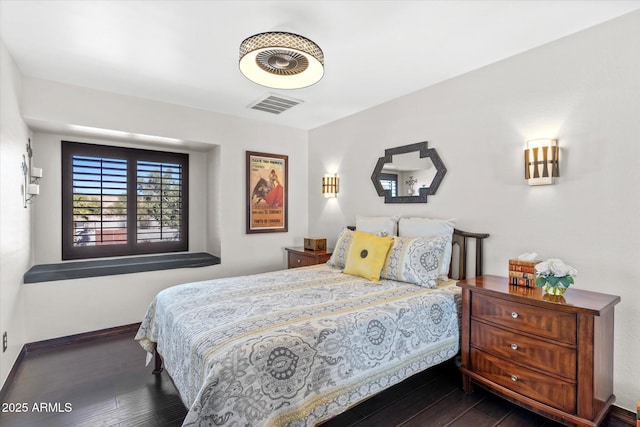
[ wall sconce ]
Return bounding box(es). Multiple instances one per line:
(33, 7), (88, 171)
(524, 138), (559, 186)
(21, 139), (43, 207)
(322, 174), (339, 198)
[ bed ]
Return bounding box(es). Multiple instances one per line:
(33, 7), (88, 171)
(136, 220), (489, 426)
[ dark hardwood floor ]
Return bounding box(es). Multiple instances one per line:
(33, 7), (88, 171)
(0, 330), (630, 427)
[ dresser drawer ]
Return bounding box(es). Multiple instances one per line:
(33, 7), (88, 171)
(288, 253), (315, 268)
(471, 293), (576, 344)
(471, 321), (576, 380)
(471, 348), (576, 413)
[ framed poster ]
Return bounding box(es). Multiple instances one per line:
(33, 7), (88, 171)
(246, 151), (288, 234)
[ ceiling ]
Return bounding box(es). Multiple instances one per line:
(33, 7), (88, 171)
(2, 1), (639, 131)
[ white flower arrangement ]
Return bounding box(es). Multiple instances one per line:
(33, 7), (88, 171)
(535, 258), (577, 290)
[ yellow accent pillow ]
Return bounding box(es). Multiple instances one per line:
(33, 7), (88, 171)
(343, 231), (393, 281)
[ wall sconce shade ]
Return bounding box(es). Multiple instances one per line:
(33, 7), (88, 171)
(27, 183), (40, 195)
(31, 167), (43, 178)
(525, 139), (559, 186)
(322, 174), (339, 198)
(239, 32), (324, 89)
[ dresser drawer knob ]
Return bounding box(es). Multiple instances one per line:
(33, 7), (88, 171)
(511, 343), (519, 350)
(297, 259), (301, 263)
(510, 375), (519, 382)
(511, 312), (519, 319)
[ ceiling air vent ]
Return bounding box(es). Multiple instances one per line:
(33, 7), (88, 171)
(248, 93), (303, 114)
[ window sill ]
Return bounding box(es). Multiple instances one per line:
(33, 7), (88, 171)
(23, 252), (221, 284)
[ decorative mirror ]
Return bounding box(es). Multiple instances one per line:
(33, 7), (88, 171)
(371, 141), (446, 203)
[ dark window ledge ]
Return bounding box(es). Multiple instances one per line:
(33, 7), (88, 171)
(24, 252), (220, 284)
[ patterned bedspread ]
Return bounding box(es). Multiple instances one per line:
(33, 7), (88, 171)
(136, 264), (460, 426)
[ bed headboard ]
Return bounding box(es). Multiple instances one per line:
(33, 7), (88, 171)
(450, 228), (490, 280)
(347, 226), (490, 280)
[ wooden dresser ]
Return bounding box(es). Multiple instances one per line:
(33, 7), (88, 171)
(457, 275), (620, 427)
(285, 247), (333, 269)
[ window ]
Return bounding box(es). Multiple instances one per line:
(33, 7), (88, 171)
(379, 173), (398, 198)
(62, 141), (188, 260)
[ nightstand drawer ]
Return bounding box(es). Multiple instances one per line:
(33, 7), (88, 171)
(471, 348), (576, 413)
(471, 321), (576, 380)
(472, 293), (576, 345)
(285, 247), (333, 269)
(288, 253), (316, 268)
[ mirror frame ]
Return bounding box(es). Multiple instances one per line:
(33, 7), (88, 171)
(371, 141), (447, 203)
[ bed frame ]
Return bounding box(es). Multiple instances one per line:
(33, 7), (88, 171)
(151, 226), (490, 386)
(450, 228), (490, 279)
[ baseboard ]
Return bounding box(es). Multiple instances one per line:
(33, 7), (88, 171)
(0, 345), (27, 405)
(24, 322), (141, 354)
(609, 404), (636, 425)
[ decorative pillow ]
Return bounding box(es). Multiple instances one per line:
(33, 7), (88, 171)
(356, 216), (399, 237)
(343, 231), (393, 281)
(381, 235), (449, 289)
(398, 217), (455, 277)
(326, 227), (354, 268)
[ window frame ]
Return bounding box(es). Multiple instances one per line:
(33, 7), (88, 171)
(61, 141), (189, 260)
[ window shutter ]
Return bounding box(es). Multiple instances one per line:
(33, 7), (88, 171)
(72, 155), (128, 247)
(136, 160), (184, 243)
(62, 141), (188, 260)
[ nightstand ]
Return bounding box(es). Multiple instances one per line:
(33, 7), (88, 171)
(457, 275), (620, 427)
(285, 247), (333, 269)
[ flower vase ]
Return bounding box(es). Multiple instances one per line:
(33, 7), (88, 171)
(542, 282), (568, 296)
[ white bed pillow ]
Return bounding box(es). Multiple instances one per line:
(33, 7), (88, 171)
(380, 235), (449, 289)
(398, 217), (455, 277)
(355, 216), (399, 237)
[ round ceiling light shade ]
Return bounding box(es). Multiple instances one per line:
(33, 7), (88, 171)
(239, 32), (324, 89)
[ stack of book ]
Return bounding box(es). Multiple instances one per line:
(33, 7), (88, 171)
(508, 259), (540, 287)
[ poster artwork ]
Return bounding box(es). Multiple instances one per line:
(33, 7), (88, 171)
(247, 152), (288, 233)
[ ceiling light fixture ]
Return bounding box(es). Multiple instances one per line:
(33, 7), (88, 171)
(239, 32), (324, 89)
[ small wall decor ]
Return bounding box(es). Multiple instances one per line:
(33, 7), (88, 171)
(246, 151), (288, 233)
(371, 141), (446, 203)
(21, 139), (43, 208)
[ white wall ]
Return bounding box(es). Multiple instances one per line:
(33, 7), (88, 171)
(308, 11), (640, 412)
(0, 41), (30, 389)
(17, 77), (309, 343)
